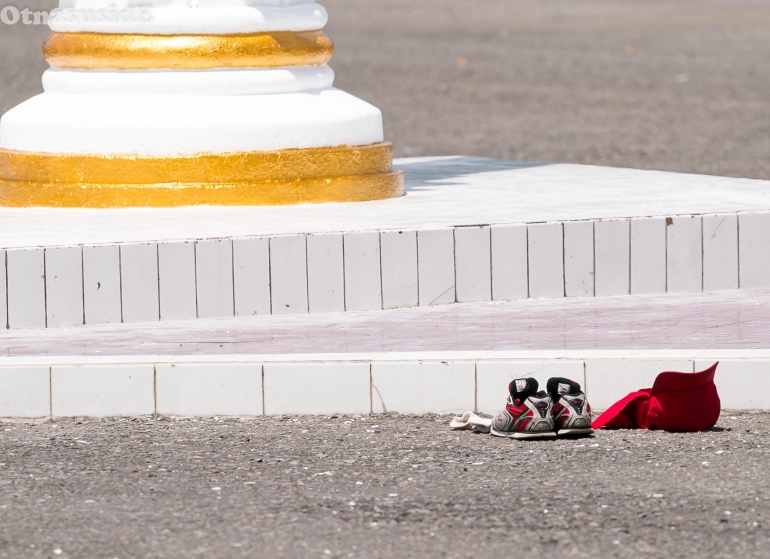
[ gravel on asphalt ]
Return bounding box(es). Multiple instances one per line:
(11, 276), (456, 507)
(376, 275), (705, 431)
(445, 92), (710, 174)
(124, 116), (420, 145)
(0, 413), (768, 558)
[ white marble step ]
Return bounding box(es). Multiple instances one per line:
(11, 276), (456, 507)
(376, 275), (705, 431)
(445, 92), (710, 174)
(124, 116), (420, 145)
(2, 158), (769, 330)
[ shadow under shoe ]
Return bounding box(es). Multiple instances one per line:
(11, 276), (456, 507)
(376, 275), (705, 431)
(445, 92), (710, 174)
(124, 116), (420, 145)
(490, 378), (556, 440)
(547, 377), (595, 438)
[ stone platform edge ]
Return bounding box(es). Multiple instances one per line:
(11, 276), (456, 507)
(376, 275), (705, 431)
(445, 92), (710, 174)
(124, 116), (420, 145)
(2, 210), (770, 330)
(1, 354), (768, 422)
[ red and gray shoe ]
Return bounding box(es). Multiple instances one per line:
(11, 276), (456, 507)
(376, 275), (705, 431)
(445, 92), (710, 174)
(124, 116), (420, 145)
(547, 377), (595, 437)
(490, 378), (556, 439)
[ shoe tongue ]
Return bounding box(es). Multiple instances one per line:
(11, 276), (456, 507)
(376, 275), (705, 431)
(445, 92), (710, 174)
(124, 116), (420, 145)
(509, 378), (539, 401)
(547, 377), (582, 398)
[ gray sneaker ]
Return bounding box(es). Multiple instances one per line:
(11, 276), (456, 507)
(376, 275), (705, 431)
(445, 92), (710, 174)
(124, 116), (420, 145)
(490, 378), (557, 439)
(547, 377), (595, 437)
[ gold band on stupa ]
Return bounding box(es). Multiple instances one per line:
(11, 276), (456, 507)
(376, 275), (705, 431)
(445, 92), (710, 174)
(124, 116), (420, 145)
(0, 143), (404, 208)
(43, 31), (334, 70)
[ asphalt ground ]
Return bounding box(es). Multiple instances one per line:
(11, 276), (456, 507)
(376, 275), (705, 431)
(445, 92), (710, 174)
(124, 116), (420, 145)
(0, 413), (768, 559)
(2, 0), (770, 178)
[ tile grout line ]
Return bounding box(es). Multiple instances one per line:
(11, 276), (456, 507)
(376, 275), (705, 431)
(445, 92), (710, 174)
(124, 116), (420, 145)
(663, 217), (673, 293)
(700, 216), (705, 292)
(80, 246), (86, 326)
(304, 235), (310, 314)
(735, 214), (741, 289)
(561, 221), (567, 298)
(4, 250), (8, 330)
(118, 246), (124, 324)
(231, 239), (236, 317)
(193, 242), (199, 319)
(592, 221), (596, 297)
(524, 225), (532, 299)
(453, 227), (458, 303)
(43, 249), (48, 328)
(155, 243), (161, 321)
(261, 364), (266, 416)
(268, 238), (274, 315)
(486, 226), (492, 302)
(341, 234), (348, 312)
(416, 231), (421, 307)
(626, 219), (631, 296)
(153, 365), (158, 416)
(49, 366), (53, 422)
(378, 233), (384, 311)
(489, 228), (495, 302)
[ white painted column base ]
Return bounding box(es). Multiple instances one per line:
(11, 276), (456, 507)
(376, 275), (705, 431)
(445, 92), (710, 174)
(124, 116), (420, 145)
(0, 89), (384, 154)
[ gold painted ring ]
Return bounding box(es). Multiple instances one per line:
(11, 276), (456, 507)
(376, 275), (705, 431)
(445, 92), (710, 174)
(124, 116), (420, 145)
(0, 172), (404, 208)
(0, 143), (393, 185)
(43, 31), (334, 70)
(0, 143), (404, 208)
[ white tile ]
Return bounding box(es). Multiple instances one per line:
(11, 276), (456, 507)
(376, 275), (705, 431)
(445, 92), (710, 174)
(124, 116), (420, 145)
(195, 239), (234, 319)
(307, 233), (345, 313)
(264, 363), (370, 415)
(120, 243), (159, 323)
(51, 365), (154, 418)
(695, 359), (770, 410)
(631, 217), (666, 295)
(0, 367), (50, 421)
(527, 222), (564, 299)
(739, 213), (770, 289)
(233, 237), (271, 317)
(381, 230), (418, 309)
(491, 224), (528, 301)
(595, 219), (630, 297)
(585, 359), (693, 411)
(372, 362), (474, 414)
(158, 241), (197, 320)
(83, 245), (121, 325)
(455, 226), (491, 303)
(702, 214), (738, 291)
(476, 361), (585, 414)
(417, 229), (455, 306)
(0, 251), (6, 329)
(667, 215), (702, 293)
(156, 364), (262, 416)
(344, 232), (382, 311)
(270, 235), (308, 315)
(563, 221), (594, 297)
(45, 246), (83, 328)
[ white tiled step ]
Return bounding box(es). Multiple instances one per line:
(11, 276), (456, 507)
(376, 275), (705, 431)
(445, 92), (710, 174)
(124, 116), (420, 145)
(2, 211), (769, 330)
(0, 354), (767, 422)
(3, 157), (770, 330)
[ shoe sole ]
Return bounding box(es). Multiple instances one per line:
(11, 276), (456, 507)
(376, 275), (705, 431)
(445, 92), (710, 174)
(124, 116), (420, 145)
(490, 427), (557, 440)
(556, 428), (595, 438)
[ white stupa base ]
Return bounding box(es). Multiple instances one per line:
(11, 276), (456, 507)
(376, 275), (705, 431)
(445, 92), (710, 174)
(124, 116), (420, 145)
(51, 1), (328, 35)
(0, 87), (384, 154)
(42, 67), (336, 96)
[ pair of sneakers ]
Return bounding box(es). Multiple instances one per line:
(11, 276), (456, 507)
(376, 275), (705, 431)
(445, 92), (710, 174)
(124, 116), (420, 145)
(490, 377), (594, 439)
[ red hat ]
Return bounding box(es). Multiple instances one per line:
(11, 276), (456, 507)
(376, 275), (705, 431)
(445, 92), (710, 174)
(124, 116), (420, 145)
(592, 362), (721, 432)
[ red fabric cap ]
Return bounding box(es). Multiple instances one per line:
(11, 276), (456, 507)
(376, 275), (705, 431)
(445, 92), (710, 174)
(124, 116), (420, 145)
(592, 362), (721, 431)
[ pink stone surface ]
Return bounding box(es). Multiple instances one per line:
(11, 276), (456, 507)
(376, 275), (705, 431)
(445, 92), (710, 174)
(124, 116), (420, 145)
(0, 289), (769, 357)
